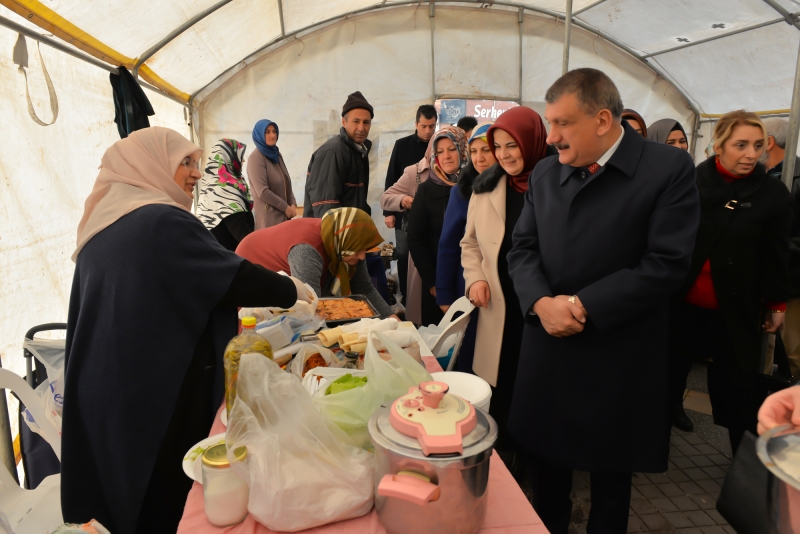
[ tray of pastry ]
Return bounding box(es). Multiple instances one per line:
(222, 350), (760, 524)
(316, 295), (380, 326)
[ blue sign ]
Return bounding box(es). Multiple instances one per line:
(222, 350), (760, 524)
(438, 99), (466, 125)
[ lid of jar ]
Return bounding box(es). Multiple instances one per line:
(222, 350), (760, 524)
(202, 443), (247, 468)
(241, 316), (257, 328)
(757, 425), (800, 490)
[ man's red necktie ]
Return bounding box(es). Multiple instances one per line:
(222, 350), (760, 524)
(587, 163), (600, 174)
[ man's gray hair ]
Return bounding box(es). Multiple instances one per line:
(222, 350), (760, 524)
(544, 68), (624, 119)
(762, 117), (789, 149)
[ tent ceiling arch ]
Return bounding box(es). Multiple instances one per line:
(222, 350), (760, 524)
(0, 0), (798, 115)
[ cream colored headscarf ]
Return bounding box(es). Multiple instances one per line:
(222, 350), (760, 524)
(73, 126), (202, 261)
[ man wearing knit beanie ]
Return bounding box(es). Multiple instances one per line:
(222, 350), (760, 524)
(303, 91), (374, 217)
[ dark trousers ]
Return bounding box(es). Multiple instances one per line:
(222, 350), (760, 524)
(527, 454), (631, 534)
(669, 303), (767, 453)
(395, 228), (409, 303)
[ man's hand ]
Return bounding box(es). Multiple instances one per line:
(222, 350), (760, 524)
(385, 216), (396, 229)
(285, 205), (297, 219)
(758, 386), (800, 435)
(764, 311), (785, 333)
(468, 281), (491, 308)
(555, 294), (588, 322)
(401, 196), (414, 210)
(430, 286), (437, 297)
(533, 297), (585, 337)
(440, 304), (451, 313)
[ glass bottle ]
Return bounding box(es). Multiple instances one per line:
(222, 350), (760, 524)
(223, 316), (273, 416)
(201, 443), (249, 527)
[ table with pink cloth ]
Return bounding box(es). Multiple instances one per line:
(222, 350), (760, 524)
(178, 355), (548, 534)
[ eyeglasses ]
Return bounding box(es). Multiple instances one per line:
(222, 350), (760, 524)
(180, 157), (200, 170)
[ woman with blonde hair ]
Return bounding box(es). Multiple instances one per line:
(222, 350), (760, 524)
(669, 110), (793, 452)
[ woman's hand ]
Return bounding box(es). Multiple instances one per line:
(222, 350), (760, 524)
(429, 286), (437, 297)
(440, 305), (451, 313)
(401, 196), (414, 210)
(764, 311), (785, 333)
(285, 205), (297, 219)
(468, 281), (491, 308)
(385, 215), (395, 229)
(758, 386), (800, 434)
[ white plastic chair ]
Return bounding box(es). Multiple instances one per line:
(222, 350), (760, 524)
(429, 297), (475, 372)
(0, 368), (62, 533)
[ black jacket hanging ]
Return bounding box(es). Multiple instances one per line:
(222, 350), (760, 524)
(110, 66), (154, 138)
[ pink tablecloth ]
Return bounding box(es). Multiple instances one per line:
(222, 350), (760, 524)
(178, 356), (548, 534)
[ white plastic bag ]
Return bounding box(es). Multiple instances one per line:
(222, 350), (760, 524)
(226, 354), (373, 532)
(22, 367), (64, 436)
(313, 330), (432, 448)
(417, 324), (458, 359)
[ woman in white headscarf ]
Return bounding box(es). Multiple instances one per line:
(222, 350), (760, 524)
(61, 126), (309, 533)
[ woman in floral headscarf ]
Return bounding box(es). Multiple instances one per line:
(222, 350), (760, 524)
(407, 126), (469, 326)
(196, 138), (254, 251)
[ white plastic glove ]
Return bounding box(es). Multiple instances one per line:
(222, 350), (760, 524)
(289, 276), (314, 304)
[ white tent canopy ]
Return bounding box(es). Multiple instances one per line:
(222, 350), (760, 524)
(2, 0), (800, 463)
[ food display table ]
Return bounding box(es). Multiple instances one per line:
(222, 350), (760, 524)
(177, 356), (548, 534)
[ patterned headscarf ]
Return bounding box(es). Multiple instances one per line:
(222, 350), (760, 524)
(196, 139), (251, 230)
(429, 126), (469, 186)
(468, 122), (493, 146)
(320, 208), (383, 295)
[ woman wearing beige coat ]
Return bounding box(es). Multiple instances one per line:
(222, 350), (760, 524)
(461, 107), (550, 453)
(248, 119), (297, 229)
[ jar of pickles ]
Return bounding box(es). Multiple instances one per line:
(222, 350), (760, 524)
(201, 444), (249, 527)
(223, 316), (273, 416)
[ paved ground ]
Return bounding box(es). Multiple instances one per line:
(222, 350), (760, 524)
(566, 365), (738, 534)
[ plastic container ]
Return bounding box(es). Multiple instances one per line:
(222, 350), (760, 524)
(224, 316), (273, 416)
(202, 443), (249, 527)
(255, 316), (294, 350)
(430, 371), (492, 412)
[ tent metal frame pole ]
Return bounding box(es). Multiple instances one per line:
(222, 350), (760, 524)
(643, 17), (786, 59)
(430, 1), (436, 102)
(562, 0), (573, 75)
(690, 112), (700, 160)
(572, 0), (606, 16)
(518, 7), (523, 102)
(781, 39), (800, 190)
(131, 0), (234, 77)
(0, 14), (188, 108)
(190, 0), (702, 125)
(277, 0), (286, 36)
(762, 0), (800, 31)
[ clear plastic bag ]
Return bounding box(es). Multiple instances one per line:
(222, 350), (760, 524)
(313, 330), (432, 449)
(289, 344), (344, 379)
(226, 354), (373, 532)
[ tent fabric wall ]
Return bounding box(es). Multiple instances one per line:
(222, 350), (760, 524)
(198, 6), (696, 245)
(0, 16), (189, 440)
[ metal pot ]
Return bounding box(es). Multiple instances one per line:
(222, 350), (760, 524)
(368, 382), (497, 534)
(756, 425), (800, 534)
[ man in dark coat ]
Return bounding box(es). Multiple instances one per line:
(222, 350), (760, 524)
(384, 104), (437, 302)
(303, 91), (373, 218)
(763, 117), (800, 380)
(507, 68), (700, 534)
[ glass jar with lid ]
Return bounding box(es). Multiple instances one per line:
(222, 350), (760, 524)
(201, 443), (249, 527)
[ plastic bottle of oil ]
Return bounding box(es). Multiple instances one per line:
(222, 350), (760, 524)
(224, 316), (273, 416)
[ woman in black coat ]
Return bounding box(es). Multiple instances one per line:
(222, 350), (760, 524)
(669, 110), (793, 454)
(407, 126), (469, 326)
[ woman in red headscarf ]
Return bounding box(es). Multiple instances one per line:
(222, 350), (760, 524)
(461, 106), (553, 461)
